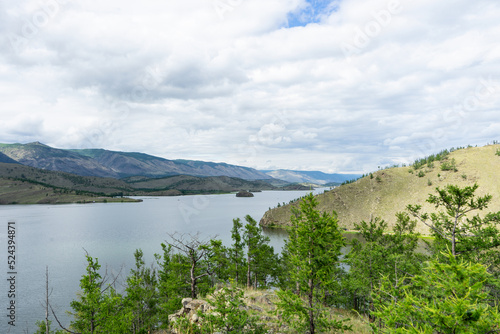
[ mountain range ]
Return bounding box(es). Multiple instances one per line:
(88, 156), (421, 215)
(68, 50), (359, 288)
(0, 142), (320, 204)
(0, 142), (272, 180)
(261, 169), (361, 185)
(0, 142), (360, 185)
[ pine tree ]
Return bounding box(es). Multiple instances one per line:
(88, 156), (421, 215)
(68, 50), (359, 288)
(407, 183), (500, 259)
(165, 232), (214, 299)
(155, 243), (191, 326)
(124, 249), (159, 333)
(69, 252), (132, 334)
(373, 252), (500, 333)
(242, 215), (277, 289)
(276, 193), (351, 333)
(229, 218), (245, 285)
(345, 214), (425, 322)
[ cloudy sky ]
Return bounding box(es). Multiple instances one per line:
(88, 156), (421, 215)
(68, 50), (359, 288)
(1, 0), (499, 173)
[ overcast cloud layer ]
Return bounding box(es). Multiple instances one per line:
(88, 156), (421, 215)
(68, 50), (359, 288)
(1, 0), (499, 173)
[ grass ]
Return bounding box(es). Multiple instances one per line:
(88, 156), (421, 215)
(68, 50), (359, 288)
(260, 144), (500, 235)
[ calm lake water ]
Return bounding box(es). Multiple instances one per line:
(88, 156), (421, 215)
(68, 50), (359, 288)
(0, 189), (333, 333)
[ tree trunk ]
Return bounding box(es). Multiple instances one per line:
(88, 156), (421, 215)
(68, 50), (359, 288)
(247, 252), (251, 289)
(45, 266), (50, 334)
(190, 262), (197, 299)
(308, 278), (315, 334)
(308, 239), (315, 334)
(369, 256), (375, 323)
(452, 214), (458, 256)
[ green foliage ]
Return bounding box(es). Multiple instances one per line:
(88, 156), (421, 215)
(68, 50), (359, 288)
(342, 176), (364, 185)
(407, 183), (500, 259)
(156, 243), (191, 321)
(164, 233), (216, 299)
(427, 178), (432, 186)
(496, 148), (500, 156)
(203, 239), (231, 285)
(276, 193), (351, 333)
(408, 183), (500, 304)
(229, 218), (246, 285)
(34, 320), (64, 334)
(372, 252), (500, 333)
(344, 214), (425, 319)
(417, 170), (425, 178)
(440, 157), (458, 171)
(198, 285), (266, 334)
(124, 249), (159, 334)
(243, 215), (278, 289)
(69, 253), (132, 334)
(412, 148), (451, 170)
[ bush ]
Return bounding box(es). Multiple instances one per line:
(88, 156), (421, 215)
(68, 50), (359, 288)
(440, 158), (457, 172)
(198, 286), (266, 334)
(417, 171), (425, 178)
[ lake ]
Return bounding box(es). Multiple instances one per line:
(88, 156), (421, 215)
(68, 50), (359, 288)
(0, 189), (332, 333)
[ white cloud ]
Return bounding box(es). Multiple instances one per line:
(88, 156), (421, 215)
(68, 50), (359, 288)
(1, 0), (499, 173)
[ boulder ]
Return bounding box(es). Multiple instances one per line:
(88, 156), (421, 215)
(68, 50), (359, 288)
(168, 298), (213, 330)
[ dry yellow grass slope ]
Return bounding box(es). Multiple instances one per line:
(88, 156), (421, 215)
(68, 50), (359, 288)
(260, 144), (500, 234)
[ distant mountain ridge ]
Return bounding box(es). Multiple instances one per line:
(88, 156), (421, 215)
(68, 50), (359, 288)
(0, 142), (272, 180)
(261, 169), (362, 185)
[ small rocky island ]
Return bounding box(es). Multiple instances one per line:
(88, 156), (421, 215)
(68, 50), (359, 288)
(236, 190), (254, 197)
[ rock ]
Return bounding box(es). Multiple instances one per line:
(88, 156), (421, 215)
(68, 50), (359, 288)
(236, 190), (254, 197)
(249, 305), (264, 312)
(252, 294), (273, 306)
(182, 298), (193, 308)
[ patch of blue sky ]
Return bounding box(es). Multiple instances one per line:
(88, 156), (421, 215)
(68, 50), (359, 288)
(285, 0), (340, 28)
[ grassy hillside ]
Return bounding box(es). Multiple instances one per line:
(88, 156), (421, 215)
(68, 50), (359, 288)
(260, 144), (500, 234)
